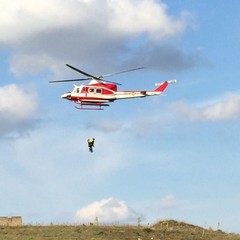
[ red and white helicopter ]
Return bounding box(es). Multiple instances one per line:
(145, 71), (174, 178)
(49, 64), (176, 110)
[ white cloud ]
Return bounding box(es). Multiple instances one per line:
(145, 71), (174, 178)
(0, 0), (196, 75)
(0, 0), (81, 44)
(0, 0), (187, 44)
(0, 84), (38, 137)
(108, 0), (189, 40)
(171, 93), (240, 121)
(75, 198), (138, 224)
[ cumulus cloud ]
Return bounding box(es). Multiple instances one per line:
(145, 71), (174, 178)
(0, 1), (92, 46)
(75, 198), (138, 224)
(108, 0), (189, 40)
(171, 93), (240, 121)
(0, 84), (38, 138)
(0, 0), (199, 75)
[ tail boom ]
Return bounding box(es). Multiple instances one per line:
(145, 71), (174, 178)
(115, 79), (176, 99)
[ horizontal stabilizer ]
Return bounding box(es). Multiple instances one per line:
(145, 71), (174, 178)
(155, 79), (176, 86)
(167, 79), (177, 84)
(154, 79), (176, 92)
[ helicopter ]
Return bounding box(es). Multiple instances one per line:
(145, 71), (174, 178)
(49, 64), (176, 110)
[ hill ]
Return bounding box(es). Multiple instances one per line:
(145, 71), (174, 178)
(0, 219), (239, 240)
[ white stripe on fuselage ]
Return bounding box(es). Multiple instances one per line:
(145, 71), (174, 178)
(115, 91), (162, 99)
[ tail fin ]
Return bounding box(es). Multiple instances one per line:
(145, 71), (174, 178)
(154, 79), (176, 92)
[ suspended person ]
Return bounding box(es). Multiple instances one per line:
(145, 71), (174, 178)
(87, 138), (95, 152)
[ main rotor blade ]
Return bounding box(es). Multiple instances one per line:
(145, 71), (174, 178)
(50, 64), (142, 85)
(49, 78), (91, 83)
(100, 67), (144, 78)
(100, 79), (122, 85)
(65, 64), (122, 85)
(66, 64), (102, 80)
(49, 78), (122, 85)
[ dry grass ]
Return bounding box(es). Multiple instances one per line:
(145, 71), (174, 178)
(0, 220), (239, 240)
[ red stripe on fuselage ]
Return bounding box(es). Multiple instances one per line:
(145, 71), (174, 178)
(71, 96), (114, 103)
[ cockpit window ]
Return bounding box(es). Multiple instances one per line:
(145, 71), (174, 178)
(73, 87), (81, 93)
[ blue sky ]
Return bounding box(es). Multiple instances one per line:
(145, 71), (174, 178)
(1, 0), (240, 232)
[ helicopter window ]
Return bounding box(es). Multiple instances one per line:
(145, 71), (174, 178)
(74, 88), (80, 93)
(96, 89), (102, 94)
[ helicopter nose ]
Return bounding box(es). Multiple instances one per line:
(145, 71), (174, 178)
(61, 92), (71, 100)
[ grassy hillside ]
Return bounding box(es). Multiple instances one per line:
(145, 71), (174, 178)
(0, 220), (239, 240)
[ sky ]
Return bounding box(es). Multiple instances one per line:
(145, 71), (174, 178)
(1, 0), (240, 233)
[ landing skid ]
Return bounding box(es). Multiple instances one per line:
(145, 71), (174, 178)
(74, 102), (110, 110)
(75, 106), (104, 110)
